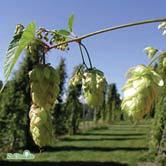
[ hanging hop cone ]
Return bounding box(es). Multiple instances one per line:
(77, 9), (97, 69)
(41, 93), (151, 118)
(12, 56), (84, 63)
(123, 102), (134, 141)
(29, 104), (55, 147)
(29, 64), (60, 110)
(121, 65), (164, 120)
(69, 68), (83, 87)
(28, 64), (59, 147)
(82, 68), (107, 109)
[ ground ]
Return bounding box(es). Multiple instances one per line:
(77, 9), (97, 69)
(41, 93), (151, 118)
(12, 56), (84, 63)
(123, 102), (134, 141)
(0, 121), (152, 166)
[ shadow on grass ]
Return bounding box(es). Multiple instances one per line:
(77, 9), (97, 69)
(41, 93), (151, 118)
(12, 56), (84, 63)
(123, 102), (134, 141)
(61, 137), (145, 142)
(108, 127), (149, 130)
(89, 126), (109, 130)
(77, 133), (146, 136)
(44, 146), (148, 152)
(0, 161), (128, 166)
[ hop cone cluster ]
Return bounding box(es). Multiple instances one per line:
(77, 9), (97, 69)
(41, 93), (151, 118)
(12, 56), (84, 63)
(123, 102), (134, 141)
(29, 64), (60, 147)
(29, 104), (54, 147)
(82, 69), (107, 109)
(121, 65), (164, 120)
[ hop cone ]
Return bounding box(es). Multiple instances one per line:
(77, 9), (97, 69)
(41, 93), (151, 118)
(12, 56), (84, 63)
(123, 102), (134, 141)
(82, 68), (107, 109)
(69, 69), (83, 87)
(29, 104), (54, 147)
(29, 64), (60, 147)
(121, 65), (164, 120)
(29, 64), (60, 110)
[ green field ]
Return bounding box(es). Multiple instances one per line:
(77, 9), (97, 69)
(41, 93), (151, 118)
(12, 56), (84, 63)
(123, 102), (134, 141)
(1, 121), (152, 166)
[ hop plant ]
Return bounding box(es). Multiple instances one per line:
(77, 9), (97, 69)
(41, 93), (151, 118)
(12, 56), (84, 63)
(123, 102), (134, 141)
(121, 65), (164, 120)
(82, 68), (107, 109)
(29, 104), (55, 147)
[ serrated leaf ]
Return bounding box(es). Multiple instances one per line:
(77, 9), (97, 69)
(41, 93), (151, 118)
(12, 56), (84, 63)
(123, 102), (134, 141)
(3, 22), (36, 84)
(58, 29), (70, 36)
(68, 14), (74, 32)
(144, 47), (158, 59)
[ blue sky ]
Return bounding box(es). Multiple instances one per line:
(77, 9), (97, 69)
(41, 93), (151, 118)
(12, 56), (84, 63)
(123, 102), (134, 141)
(0, 0), (166, 94)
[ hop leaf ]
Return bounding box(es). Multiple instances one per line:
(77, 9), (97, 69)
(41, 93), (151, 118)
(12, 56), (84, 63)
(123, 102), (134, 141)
(144, 47), (158, 59)
(68, 14), (74, 32)
(3, 22), (36, 85)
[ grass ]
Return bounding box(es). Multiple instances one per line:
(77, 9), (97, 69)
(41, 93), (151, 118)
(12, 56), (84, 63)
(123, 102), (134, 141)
(1, 121), (152, 166)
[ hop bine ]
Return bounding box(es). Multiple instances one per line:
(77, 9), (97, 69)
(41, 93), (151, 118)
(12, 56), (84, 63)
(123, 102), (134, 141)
(121, 65), (164, 120)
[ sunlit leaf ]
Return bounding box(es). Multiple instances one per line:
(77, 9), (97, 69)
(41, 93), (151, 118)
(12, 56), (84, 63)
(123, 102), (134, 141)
(68, 14), (74, 32)
(58, 29), (70, 36)
(3, 22), (36, 85)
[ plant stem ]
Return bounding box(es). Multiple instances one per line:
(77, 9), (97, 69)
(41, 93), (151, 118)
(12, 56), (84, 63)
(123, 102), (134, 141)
(48, 18), (166, 50)
(78, 43), (88, 69)
(80, 42), (93, 69)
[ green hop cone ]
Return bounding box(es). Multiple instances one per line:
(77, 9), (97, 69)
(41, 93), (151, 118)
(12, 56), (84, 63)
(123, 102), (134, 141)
(82, 68), (107, 109)
(29, 104), (55, 148)
(121, 65), (164, 120)
(69, 70), (82, 87)
(29, 64), (60, 110)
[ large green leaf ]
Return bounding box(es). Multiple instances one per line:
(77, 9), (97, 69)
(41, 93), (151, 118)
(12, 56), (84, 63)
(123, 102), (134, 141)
(58, 29), (70, 36)
(3, 22), (36, 85)
(68, 14), (74, 32)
